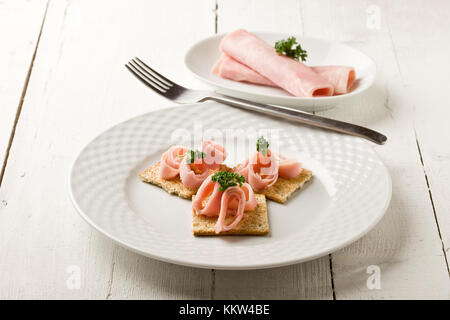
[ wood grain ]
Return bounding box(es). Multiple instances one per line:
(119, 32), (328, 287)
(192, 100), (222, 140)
(0, 0), (48, 183)
(0, 0), (214, 299)
(217, 0), (450, 299)
(0, 0), (449, 299)
(299, 0), (450, 299)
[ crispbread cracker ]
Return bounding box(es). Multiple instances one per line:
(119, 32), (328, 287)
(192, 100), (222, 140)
(262, 169), (313, 203)
(192, 194), (269, 236)
(138, 162), (232, 199)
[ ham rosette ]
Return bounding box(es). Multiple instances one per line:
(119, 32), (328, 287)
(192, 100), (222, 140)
(236, 137), (303, 191)
(214, 186), (246, 234)
(236, 151), (279, 192)
(159, 141), (227, 189)
(159, 146), (188, 179)
(193, 173), (257, 234)
(202, 140), (227, 170)
(179, 157), (211, 189)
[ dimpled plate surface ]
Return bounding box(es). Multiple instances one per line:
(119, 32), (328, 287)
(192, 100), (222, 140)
(69, 101), (391, 270)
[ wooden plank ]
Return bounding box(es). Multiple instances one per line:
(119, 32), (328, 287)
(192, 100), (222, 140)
(385, 0), (450, 275)
(217, 0), (449, 299)
(299, 0), (450, 299)
(214, 257), (332, 300)
(0, 0), (214, 299)
(216, 0), (333, 300)
(0, 0), (48, 181)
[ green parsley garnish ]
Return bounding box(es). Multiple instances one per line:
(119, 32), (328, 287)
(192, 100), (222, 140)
(185, 149), (206, 164)
(274, 37), (308, 62)
(256, 136), (269, 156)
(211, 171), (246, 191)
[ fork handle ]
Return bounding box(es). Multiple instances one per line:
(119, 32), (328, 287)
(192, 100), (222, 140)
(204, 94), (387, 145)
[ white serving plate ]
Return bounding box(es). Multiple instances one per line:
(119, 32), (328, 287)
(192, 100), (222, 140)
(69, 102), (391, 270)
(185, 32), (376, 112)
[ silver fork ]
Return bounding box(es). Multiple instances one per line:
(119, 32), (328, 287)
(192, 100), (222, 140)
(125, 57), (387, 145)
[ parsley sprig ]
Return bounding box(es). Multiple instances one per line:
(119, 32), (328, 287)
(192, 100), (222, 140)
(274, 37), (307, 62)
(256, 136), (269, 156)
(185, 149), (206, 164)
(211, 171), (246, 191)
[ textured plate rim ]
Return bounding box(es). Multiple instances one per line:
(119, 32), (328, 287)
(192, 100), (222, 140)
(184, 31), (377, 103)
(68, 104), (392, 270)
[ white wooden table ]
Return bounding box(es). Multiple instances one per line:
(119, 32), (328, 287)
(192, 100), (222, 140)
(1, 0), (449, 299)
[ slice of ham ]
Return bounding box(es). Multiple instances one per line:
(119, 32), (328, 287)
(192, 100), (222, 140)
(192, 175), (223, 216)
(312, 66), (355, 95)
(228, 183), (257, 212)
(273, 152), (303, 178)
(179, 157), (210, 189)
(160, 140), (227, 188)
(212, 54), (276, 87)
(202, 140), (227, 170)
(213, 54), (356, 95)
(237, 150), (303, 190)
(193, 175), (257, 216)
(159, 146), (188, 179)
(220, 29), (334, 97)
(214, 186), (246, 234)
(236, 151), (279, 192)
(193, 174), (258, 234)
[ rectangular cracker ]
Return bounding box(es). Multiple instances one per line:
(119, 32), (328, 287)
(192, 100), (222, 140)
(192, 194), (269, 236)
(138, 162), (232, 199)
(262, 169), (313, 204)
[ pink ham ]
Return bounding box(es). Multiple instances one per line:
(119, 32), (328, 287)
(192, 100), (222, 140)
(214, 186), (246, 234)
(193, 175), (257, 216)
(179, 157), (210, 189)
(202, 140), (227, 170)
(237, 150), (303, 190)
(213, 54), (356, 95)
(193, 175), (258, 234)
(274, 152), (303, 178)
(236, 151), (279, 192)
(312, 66), (355, 95)
(159, 146), (188, 179)
(212, 54), (276, 87)
(228, 183), (257, 212)
(220, 29), (334, 97)
(192, 175), (223, 216)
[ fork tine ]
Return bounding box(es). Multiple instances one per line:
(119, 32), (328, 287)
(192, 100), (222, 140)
(129, 60), (170, 90)
(125, 62), (167, 93)
(134, 57), (175, 87)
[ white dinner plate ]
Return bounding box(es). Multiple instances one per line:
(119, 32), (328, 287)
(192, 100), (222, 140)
(185, 32), (376, 112)
(69, 102), (391, 270)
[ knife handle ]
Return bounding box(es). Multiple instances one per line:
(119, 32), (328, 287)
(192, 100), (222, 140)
(204, 94), (387, 145)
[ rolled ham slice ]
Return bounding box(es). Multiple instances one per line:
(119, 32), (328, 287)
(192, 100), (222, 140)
(312, 66), (355, 95)
(274, 152), (303, 179)
(213, 54), (356, 95)
(202, 140), (227, 170)
(193, 175), (257, 233)
(220, 29), (334, 97)
(214, 186), (246, 234)
(192, 175), (223, 216)
(193, 175), (257, 217)
(236, 151), (279, 192)
(159, 146), (188, 179)
(212, 54), (276, 87)
(179, 157), (210, 189)
(237, 150), (303, 190)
